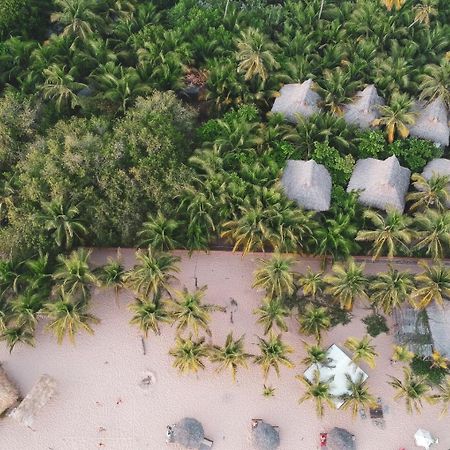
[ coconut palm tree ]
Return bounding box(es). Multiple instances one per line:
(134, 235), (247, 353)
(0, 259), (21, 299)
(254, 332), (294, 379)
(409, 0), (438, 28)
(412, 261), (450, 309)
(340, 373), (376, 418)
(297, 370), (335, 418)
(356, 209), (413, 260)
(419, 60), (450, 109)
(169, 286), (223, 337)
(388, 367), (435, 414)
(431, 350), (448, 370)
(253, 254), (296, 299)
(436, 376), (450, 417)
(381, 0), (406, 11)
(22, 253), (52, 294)
(43, 293), (99, 344)
(298, 304), (331, 343)
(413, 210), (450, 260)
(369, 267), (414, 314)
(235, 27), (279, 81)
(9, 291), (44, 329)
(97, 256), (126, 306)
(169, 335), (209, 374)
(372, 92), (416, 143)
(124, 247), (180, 297)
(407, 174), (450, 212)
(298, 268), (325, 300)
(53, 249), (96, 300)
(138, 212), (180, 250)
(301, 343), (333, 369)
(345, 336), (378, 368)
(324, 259), (368, 310)
(392, 345), (415, 363)
(209, 333), (252, 382)
(0, 325), (35, 353)
(254, 297), (290, 335)
(38, 198), (87, 250)
(128, 291), (171, 337)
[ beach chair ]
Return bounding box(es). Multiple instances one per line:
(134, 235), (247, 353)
(199, 437), (214, 449)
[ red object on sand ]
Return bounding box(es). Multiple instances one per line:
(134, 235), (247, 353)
(320, 433), (327, 446)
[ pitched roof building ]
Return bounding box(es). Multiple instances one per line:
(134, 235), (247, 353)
(343, 85), (384, 129)
(281, 159), (332, 211)
(421, 158), (450, 208)
(347, 155), (411, 212)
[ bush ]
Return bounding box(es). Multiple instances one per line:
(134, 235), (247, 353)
(362, 313), (389, 337)
(410, 355), (448, 385)
(356, 130), (387, 159)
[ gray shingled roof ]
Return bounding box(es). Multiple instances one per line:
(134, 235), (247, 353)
(421, 158), (450, 207)
(409, 98), (449, 147)
(271, 79), (321, 123)
(347, 155), (411, 212)
(168, 417), (204, 448)
(343, 85), (384, 129)
(251, 421), (280, 450)
(281, 160), (332, 211)
(327, 427), (356, 450)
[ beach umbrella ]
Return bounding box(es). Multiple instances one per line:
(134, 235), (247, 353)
(414, 429), (437, 449)
(327, 427), (356, 450)
(169, 417), (204, 449)
(0, 365), (19, 415)
(251, 420), (280, 450)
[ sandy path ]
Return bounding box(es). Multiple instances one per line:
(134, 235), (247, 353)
(0, 250), (448, 450)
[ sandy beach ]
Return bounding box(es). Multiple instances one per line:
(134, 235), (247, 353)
(0, 250), (448, 450)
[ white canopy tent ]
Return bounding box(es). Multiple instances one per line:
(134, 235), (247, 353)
(414, 429), (438, 449)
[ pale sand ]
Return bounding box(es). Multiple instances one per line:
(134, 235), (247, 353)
(0, 250), (449, 450)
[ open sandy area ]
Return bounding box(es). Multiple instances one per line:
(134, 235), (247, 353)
(0, 250), (449, 450)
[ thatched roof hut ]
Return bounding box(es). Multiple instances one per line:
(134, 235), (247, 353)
(251, 420), (280, 450)
(347, 155), (411, 212)
(271, 79), (321, 123)
(0, 365), (19, 415)
(327, 427), (356, 450)
(9, 374), (56, 427)
(409, 98), (449, 147)
(281, 160), (332, 211)
(168, 417), (204, 448)
(343, 85), (384, 129)
(421, 158), (450, 207)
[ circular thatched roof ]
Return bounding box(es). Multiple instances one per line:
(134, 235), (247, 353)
(0, 365), (19, 415)
(328, 427), (356, 450)
(251, 421), (280, 450)
(171, 417), (204, 448)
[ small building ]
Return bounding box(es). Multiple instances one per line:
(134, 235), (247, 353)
(0, 366), (19, 415)
(409, 98), (449, 147)
(343, 85), (384, 129)
(271, 79), (321, 123)
(281, 160), (332, 212)
(421, 158), (450, 208)
(327, 427), (356, 450)
(347, 155), (411, 213)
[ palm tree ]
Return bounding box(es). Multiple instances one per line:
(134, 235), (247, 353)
(419, 60), (450, 109)
(301, 343), (333, 369)
(124, 247), (180, 297)
(413, 210), (450, 260)
(324, 259), (368, 310)
(169, 286), (223, 337)
(43, 293), (99, 344)
(392, 345), (415, 363)
(253, 254), (296, 299)
(209, 333), (252, 382)
(340, 373), (376, 418)
(345, 336), (378, 368)
(138, 212), (180, 250)
(298, 304), (331, 343)
(254, 332), (294, 379)
(381, 0), (406, 11)
(298, 268), (325, 300)
(412, 261), (450, 309)
(38, 199), (87, 250)
(0, 259), (21, 299)
(436, 377), (450, 417)
(0, 325), (35, 353)
(254, 297), (290, 335)
(9, 291), (44, 329)
(356, 209), (413, 260)
(407, 174), (450, 212)
(409, 0), (438, 28)
(297, 370), (335, 418)
(388, 367), (435, 414)
(369, 267), (414, 314)
(169, 335), (209, 374)
(53, 249), (96, 300)
(22, 253), (52, 293)
(372, 93), (416, 143)
(129, 291), (171, 337)
(97, 256), (126, 306)
(235, 27), (279, 81)
(431, 350), (448, 370)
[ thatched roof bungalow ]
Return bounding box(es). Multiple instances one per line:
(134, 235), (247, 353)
(327, 428), (356, 450)
(409, 98), (449, 147)
(347, 155), (411, 212)
(251, 420), (280, 450)
(421, 158), (450, 207)
(281, 160), (332, 211)
(343, 85), (384, 129)
(0, 365), (19, 415)
(271, 79), (321, 123)
(167, 417), (205, 448)
(9, 374), (56, 427)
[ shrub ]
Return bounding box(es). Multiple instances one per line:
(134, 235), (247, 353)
(356, 130), (387, 159)
(362, 313), (389, 337)
(410, 355), (448, 385)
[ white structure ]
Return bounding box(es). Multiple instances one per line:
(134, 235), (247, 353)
(421, 158), (450, 208)
(347, 155), (411, 212)
(409, 98), (449, 147)
(281, 160), (332, 211)
(343, 85), (384, 129)
(271, 79), (321, 123)
(303, 344), (368, 408)
(414, 429), (438, 450)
